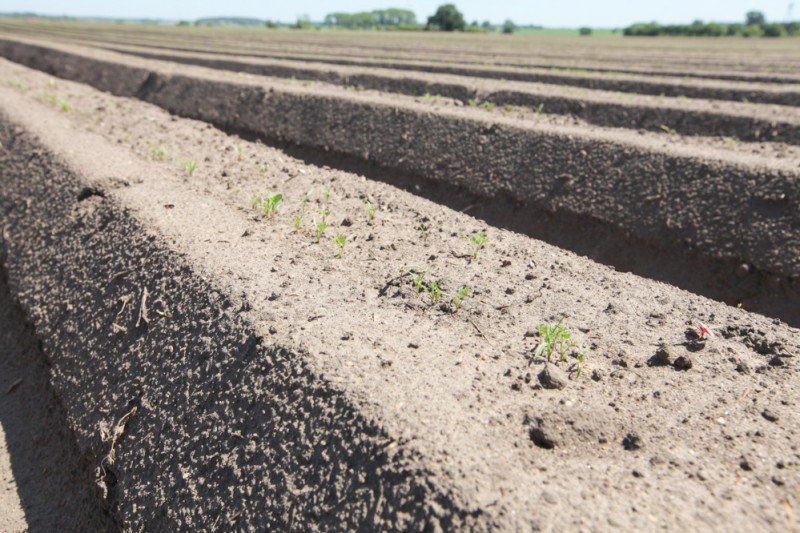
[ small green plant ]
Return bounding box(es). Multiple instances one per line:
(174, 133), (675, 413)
(315, 220), (329, 242)
(47, 78), (57, 89)
(482, 101), (495, 110)
(365, 201), (377, 222)
(428, 278), (443, 304)
(152, 145), (166, 160)
(234, 143), (243, 161)
(677, 95), (689, 104)
(261, 191), (283, 218)
(182, 159), (197, 176)
(452, 286), (471, 312)
(533, 320), (574, 362)
(6, 79), (29, 91)
(659, 124), (677, 135)
(504, 104), (516, 113)
(293, 213), (304, 232)
(467, 98), (479, 107)
(468, 231), (489, 258)
(251, 194), (263, 209)
(723, 137), (737, 147)
(411, 270), (427, 295)
(533, 103), (544, 117)
(574, 345), (589, 378)
(121, 132), (130, 143)
(323, 187), (331, 201)
(417, 223), (429, 241)
(422, 92), (436, 101)
(332, 233), (349, 257)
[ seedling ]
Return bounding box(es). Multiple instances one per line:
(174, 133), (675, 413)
(182, 159), (197, 176)
(482, 101), (495, 110)
(365, 201), (377, 222)
(574, 345), (589, 378)
(323, 187), (332, 201)
(452, 286), (471, 312)
(723, 137), (737, 147)
(428, 279), (444, 304)
(659, 124), (677, 135)
(504, 105), (516, 113)
(152, 144), (166, 160)
(468, 231), (489, 258)
(533, 103), (544, 117)
(261, 191), (283, 218)
(292, 213), (304, 232)
(417, 223), (429, 241)
(332, 233), (349, 257)
(47, 78), (57, 89)
(313, 213), (329, 242)
(411, 270), (428, 295)
(121, 132), (130, 143)
(422, 92), (436, 101)
(677, 95), (689, 103)
(533, 320), (574, 362)
(251, 194), (263, 209)
(6, 79), (29, 91)
(234, 143), (243, 161)
(467, 98), (479, 107)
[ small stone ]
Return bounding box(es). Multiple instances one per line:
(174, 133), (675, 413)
(735, 361), (751, 374)
(524, 329), (537, 338)
(408, 342), (419, 349)
(649, 343), (674, 366)
(541, 491), (558, 504)
(538, 363), (569, 390)
(268, 325), (278, 335)
(525, 273), (535, 280)
(673, 355), (693, 371)
(591, 368), (604, 381)
(341, 332), (353, 341)
(772, 476), (785, 486)
(341, 217), (353, 227)
(632, 470), (643, 478)
(501, 259), (512, 267)
(735, 263), (750, 278)
(740, 459), (753, 471)
(761, 409), (778, 422)
(505, 287), (515, 295)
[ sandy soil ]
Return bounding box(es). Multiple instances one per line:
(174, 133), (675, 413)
(0, 54), (798, 531)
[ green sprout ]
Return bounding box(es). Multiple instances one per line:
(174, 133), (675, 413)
(659, 124), (677, 135)
(251, 194), (263, 209)
(417, 223), (429, 241)
(47, 78), (57, 89)
(467, 98), (479, 107)
(422, 92), (436, 101)
(504, 104), (516, 113)
(152, 144), (166, 160)
(365, 201), (377, 222)
(293, 213), (304, 232)
(428, 279), (444, 304)
(482, 101), (495, 110)
(121, 132), (130, 143)
(332, 233), (349, 257)
(182, 159), (197, 176)
(313, 210), (329, 242)
(575, 345), (589, 378)
(6, 79), (29, 91)
(468, 231), (489, 258)
(323, 187), (331, 201)
(234, 143), (243, 161)
(261, 191), (283, 218)
(533, 320), (574, 362)
(411, 270), (427, 295)
(452, 286), (471, 312)
(533, 103), (544, 117)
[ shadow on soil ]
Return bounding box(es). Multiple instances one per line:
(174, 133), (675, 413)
(0, 263), (118, 532)
(233, 131), (799, 328)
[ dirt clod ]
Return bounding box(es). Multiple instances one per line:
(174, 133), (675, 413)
(673, 355), (693, 371)
(538, 363), (569, 390)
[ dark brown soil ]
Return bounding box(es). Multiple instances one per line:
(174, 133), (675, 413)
(0, 57), (799, 531)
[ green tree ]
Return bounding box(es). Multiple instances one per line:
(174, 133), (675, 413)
(745, 10), (765, 26)
(427, 4), (466, 31)
(502, 19), (516, 33)
(579, 26), (592, 36)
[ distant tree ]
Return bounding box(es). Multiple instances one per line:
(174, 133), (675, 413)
(762, 23), (786, 37)
(742, 23), (764, 37)
(176, 20), (190, 27)
(427, 4), (466, 31)
(745, 10), (765, 26)
(502, 19), (516, 34)
(264, 20), (279, 28)
(292, 15), (311, 30)
(481, 20), (492, 29)
(579, 26), (592, 36)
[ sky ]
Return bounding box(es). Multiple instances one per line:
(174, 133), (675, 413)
(2, 1), (796, 27)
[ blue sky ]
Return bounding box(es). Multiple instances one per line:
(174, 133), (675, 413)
(3, 1), (795, 27)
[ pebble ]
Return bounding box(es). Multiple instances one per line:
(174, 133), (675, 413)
(650, 343), (674, 366)
(673, 355), (693, 371)
(761, 409), (778, 422)
(538, 363), (569, 390)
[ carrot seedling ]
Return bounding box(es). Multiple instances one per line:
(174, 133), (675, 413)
(469, 231), (489, 258)
(332, 233), (349, 257)
(452, 286), (471, 312)
(533, 320), (574, 362)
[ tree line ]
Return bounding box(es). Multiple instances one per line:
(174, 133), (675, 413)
(624, 11), (800, 37)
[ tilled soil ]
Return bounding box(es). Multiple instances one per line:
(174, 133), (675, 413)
(0, 41), (797, 326)
(0, 55), (798, 531)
